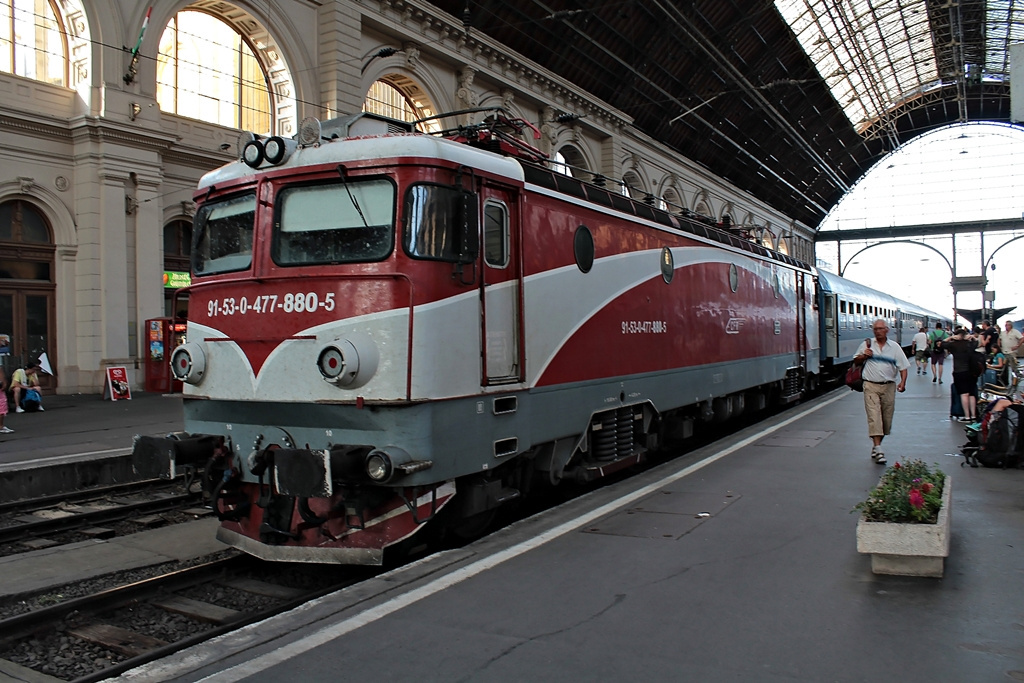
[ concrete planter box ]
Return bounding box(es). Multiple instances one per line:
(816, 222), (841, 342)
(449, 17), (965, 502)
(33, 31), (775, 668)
(856, 476), (951, 578)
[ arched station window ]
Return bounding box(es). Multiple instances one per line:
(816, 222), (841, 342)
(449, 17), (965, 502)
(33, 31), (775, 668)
(363, 76), (440, 133)
(553, 145), (590, 181)
(661, 187), (682, 212)
(621, 170), (644, 199)
(157, 10), (272, 133)
(0, 199), (55, 386)
(0, 0), (66, 85)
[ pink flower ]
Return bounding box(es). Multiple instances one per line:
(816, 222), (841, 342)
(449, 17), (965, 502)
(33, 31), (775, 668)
(909, 489), (924, 509)
(922, 482), (933, 494)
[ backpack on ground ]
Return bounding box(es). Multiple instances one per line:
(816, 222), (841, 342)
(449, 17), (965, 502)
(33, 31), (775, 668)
(966, 403), (1023, 468)
(21, 388), (41, 412)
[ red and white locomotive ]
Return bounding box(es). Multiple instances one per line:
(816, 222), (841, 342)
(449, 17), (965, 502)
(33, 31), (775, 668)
(133, 110), (821, 564)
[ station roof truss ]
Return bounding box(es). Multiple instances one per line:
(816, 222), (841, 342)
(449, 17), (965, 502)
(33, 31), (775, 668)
(426, 1), (1024, 229)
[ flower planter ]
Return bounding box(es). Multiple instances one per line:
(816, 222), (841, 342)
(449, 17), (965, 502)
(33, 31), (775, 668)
(856, 476), (952, 577)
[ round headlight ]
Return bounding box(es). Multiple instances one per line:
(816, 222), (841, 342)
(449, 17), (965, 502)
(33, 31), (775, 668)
(170, 342), (207, 385)
(264, 136), (287, 165)
(366, 453), (390, 482)
(317, 345), (346, 382)
(316, 333), (378, 388)
(242, 140), (264, 168)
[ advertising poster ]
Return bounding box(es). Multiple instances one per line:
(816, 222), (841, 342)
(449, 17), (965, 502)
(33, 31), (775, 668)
(106, 366), (132, 401)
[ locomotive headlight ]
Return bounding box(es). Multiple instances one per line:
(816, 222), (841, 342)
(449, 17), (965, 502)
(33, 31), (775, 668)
(263, 136), (295, 165)
(170, 342), (207, 385)
(242, 139), (265, 168)
(365, 452), (391, 482)
(364, 447), (431, 483)
(316, 332), (379, 389)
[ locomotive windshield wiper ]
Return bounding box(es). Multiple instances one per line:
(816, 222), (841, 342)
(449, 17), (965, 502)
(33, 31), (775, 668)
(337, 164), (369, 228)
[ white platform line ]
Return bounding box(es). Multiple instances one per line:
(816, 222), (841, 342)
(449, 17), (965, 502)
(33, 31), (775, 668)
(135, 391), (849, 683)
(0, 448), (132, 472)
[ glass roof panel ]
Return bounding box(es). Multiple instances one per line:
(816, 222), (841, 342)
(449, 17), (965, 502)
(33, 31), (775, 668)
(986, 1), (1024, 79)
(775, 0), (937, 132)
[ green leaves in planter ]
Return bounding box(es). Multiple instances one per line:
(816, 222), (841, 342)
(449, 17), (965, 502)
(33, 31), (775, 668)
(854, 459), (946, 524)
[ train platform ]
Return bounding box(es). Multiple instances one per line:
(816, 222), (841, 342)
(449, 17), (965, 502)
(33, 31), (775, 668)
(0, 391), (183, 469)
(105, 373), (1023, 683)
(0, 391), (183, 501)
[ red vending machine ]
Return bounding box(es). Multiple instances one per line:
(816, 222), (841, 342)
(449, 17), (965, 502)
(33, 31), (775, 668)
(144, 317), (187, 393)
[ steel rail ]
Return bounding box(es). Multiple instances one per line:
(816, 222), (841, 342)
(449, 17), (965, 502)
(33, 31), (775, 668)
(0, 492), (201, 545)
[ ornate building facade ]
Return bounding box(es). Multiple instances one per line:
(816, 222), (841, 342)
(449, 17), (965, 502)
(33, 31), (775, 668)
(0, 0), (813, 393)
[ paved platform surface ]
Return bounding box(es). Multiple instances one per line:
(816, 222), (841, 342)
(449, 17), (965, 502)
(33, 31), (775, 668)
(0, 392), (183, 469)
(0, 377), (1021, 680)
(98, 372), (1022, 683)
(0, 518), (224, 597)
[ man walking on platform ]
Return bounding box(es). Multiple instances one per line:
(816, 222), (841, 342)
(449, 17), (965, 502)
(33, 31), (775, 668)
(911, 326), (928, 375)
(854, 319), (910, 465)
(927, 322), (948, 384)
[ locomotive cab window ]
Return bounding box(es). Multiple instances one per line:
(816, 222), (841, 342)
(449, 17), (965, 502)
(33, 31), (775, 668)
(404, 184), (479, 263)
(192, 194), (256, 275)
(484, 200), (508, 268)
(274, 179), (395, 265)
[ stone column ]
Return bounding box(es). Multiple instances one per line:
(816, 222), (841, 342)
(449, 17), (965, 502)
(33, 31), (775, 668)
(317, 3), (363, 118)
(98, 171), (131, 366)
(134, 174), (164, 360)
(601, 135), (622, 185)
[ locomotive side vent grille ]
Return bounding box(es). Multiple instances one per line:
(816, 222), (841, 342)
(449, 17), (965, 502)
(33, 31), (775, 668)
(494, 437), (518, 458)
(493, 396), (517, 415)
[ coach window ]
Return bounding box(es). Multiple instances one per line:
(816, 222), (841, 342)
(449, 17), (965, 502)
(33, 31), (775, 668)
(484, 201), (508, 268)
(192, 194), (256, 275)
(405, 184), (479, 262)
(276, 180), (395, 265)
(574, 226), (594, 273)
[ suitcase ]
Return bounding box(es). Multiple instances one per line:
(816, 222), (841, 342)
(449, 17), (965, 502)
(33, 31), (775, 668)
(950, 382), (964, 418)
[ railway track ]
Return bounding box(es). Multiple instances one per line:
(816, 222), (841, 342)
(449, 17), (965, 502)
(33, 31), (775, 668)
(0, 479), (203, 555)
(0, 554), (375, 682)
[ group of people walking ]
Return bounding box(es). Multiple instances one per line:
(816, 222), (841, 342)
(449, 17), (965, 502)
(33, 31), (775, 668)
(854, 317), (1024, 465)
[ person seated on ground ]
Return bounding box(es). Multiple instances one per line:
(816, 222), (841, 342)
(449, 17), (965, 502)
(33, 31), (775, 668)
(984, 339), (1008, 389)
(11, 361), (43, 413)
